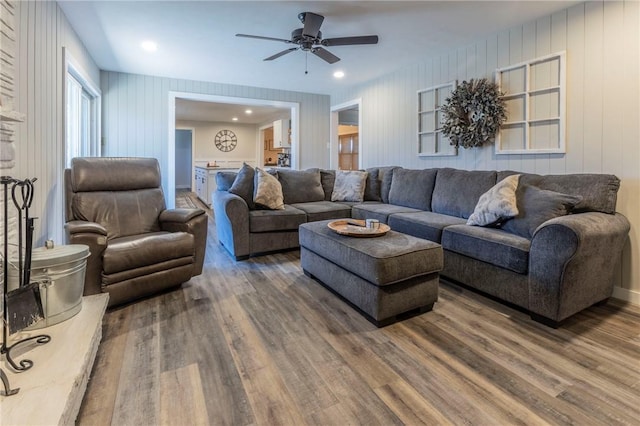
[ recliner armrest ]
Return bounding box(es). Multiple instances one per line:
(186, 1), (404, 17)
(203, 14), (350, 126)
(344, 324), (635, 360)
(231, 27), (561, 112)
(159, 208), (205, 224)
(64, 220), (108, 297)
(159, 208), (207, 276)
(65, 220), (108, 236)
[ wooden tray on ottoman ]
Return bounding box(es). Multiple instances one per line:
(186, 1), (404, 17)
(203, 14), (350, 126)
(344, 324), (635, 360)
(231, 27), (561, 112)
(327, 219), (390, 237)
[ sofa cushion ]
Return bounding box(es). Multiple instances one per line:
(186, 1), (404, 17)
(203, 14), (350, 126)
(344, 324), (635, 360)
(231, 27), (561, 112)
(364, 168), (381, 201)
(501, 185), (582, 239)
(431, 168), (497, 219)
(290, 201), (352, 222)
(332, 170), (368, 202)
(467, 174), (520, 226)
(498, 171), (620, 214)
(442, 225), (531, 274)
(351, 202), (422, 223)
(216, 171), (237, 191)
(229, 163), (255, 209)
(388, 211), (467, 243)
(388, 168), (438, 211)
(103, 231), (194, 274)
(278, 168), (325, 204)
(249, 205), (307, 233)
(253, 167), (284, 210)
(320, 169), (335, 201)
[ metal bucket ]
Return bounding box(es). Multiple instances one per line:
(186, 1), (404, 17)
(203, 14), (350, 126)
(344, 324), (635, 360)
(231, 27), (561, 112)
(8, 244), (90, 329)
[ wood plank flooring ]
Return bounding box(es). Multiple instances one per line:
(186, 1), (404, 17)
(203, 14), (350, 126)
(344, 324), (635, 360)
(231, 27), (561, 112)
(77, 191), (640, 425)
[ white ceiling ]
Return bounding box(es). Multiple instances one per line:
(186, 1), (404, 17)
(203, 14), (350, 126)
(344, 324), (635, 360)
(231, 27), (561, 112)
(175, 99), (290, 125)
(58, 1), (580, 97)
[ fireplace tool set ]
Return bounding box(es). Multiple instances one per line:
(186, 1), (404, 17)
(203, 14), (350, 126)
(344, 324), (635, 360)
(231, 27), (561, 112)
(1, 175), (50, 396)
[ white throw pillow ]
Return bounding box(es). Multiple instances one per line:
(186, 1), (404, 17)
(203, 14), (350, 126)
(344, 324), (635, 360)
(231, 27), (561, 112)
(253, 167), (285, 210)
(331, 170), (368, 202)
(467, 174), (520, 226)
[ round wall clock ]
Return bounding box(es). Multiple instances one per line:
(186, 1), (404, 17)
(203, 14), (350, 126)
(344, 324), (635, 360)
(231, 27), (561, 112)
(214, 129), (238, 152)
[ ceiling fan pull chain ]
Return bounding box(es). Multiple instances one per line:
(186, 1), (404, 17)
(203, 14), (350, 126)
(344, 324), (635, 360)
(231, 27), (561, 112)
(305, 51), (308, 75)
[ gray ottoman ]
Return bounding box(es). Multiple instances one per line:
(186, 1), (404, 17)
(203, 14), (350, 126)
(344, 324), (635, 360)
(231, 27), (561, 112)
(299, 219), (443, 327)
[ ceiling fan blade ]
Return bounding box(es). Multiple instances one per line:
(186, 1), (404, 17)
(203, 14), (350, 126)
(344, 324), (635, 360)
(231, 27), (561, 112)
(312, 47), (340, 64)
(301, 12), (324, 38)
(264, 48), (298, 61)
(321, 35), (379, 46)
(236, 33), (292, 44)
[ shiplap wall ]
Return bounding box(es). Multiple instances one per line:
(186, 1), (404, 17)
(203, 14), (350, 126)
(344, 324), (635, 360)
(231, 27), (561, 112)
(101, 71), (330, 201)
(10, 1), (99, 247)
(176, 120), (259, 162)
(332, 1), (640, 301)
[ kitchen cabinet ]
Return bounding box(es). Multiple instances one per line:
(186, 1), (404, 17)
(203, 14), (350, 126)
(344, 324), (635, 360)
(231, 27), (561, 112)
(273, 119), (290, 148)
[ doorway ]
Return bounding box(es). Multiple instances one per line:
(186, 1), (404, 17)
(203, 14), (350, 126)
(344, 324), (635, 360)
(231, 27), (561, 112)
(175, 128), (193, 189)
(166, 92), (300, 208)
(330, 99), (362, 170)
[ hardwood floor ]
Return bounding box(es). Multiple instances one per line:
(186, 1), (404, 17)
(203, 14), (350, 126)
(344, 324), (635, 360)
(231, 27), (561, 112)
(77, 191), (640, 425)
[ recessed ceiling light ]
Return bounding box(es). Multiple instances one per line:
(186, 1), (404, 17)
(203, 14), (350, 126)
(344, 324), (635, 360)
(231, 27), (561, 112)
(232, 117), (238, 121)
(333, 70), (345, 79)
(245, 109), (253, 114)
(141, 40), (157, 52)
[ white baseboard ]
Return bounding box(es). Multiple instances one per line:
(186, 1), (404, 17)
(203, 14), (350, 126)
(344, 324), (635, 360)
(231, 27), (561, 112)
(612, 286), (640, 306)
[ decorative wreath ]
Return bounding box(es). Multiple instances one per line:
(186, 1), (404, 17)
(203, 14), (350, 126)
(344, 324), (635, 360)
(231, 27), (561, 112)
(440, 78), (507, 149)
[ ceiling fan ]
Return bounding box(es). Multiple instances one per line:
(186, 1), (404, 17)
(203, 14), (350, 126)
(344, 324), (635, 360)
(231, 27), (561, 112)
(236, 12), (379, 64)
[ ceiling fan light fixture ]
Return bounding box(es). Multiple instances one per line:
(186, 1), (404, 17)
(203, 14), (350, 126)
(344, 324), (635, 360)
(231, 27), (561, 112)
(237, 12), (378, 65)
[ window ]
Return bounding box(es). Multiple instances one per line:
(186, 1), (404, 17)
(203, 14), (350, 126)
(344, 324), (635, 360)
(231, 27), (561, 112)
(495, 51), (566, 154)
(417, 82), (457, 157)
(65, 49), (101, 167)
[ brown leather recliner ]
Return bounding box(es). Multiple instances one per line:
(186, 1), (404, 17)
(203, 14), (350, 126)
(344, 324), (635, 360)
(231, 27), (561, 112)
(64, 157), (207, 307)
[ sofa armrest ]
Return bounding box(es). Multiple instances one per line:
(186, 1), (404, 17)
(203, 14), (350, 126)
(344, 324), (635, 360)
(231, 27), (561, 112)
(64, 220), (108, 297)
(159, 208), (207, 275)
(212, 191), (250, 260)
(528, 212), (630, 323)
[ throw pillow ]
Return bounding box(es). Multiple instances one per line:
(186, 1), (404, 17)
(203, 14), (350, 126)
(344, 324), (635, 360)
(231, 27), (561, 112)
(501, 185), (583, 238)
(277, 168), (325, 204)
(229, 163), (255, 209)
(380, 166), (399, 203)
(467, 174), (520, 226)
(215, 171), (237, 192)
(363, 168), (381, 201)
(253, 167), (285, 210)
(320, 169), (336, 201)
(331, 170), (368, 202)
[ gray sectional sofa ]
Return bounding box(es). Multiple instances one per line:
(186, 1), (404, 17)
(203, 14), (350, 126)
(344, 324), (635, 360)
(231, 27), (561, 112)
(213, 166), (630, 327)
